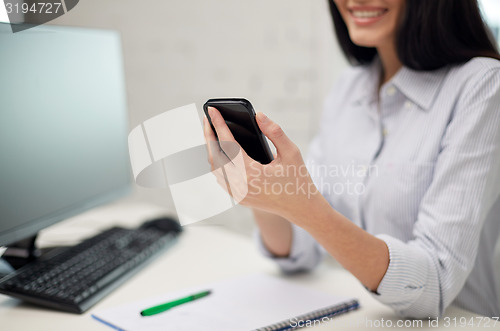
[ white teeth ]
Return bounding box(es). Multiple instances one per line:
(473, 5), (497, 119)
(352, 10), (385, 18)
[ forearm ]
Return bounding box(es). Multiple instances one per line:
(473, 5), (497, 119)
(286, 193), (389, 291)
(253, 209), (292, 257)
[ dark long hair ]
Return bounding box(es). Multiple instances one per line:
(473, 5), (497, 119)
(328, 0), (500, 70)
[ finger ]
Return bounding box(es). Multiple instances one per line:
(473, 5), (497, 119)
(207, 107), (236, 143)
(213, 167), (230, 191)
(207, 107), (252, 166)
(203, 116), (216, 164)
(255, 112), (297, 157)
(203, 115), (217, 142)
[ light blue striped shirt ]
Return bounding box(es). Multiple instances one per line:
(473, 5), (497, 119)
(257, 57), (500, 318)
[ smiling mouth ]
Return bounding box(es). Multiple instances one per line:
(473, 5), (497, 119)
(349, 9), (388, 19)
(346, 7), (389, 26)
(349, 9), (387, 18)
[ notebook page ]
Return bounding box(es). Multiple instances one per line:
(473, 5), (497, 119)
(92, 273), (357, 331)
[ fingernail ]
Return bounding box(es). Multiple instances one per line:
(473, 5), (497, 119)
(208, 107), (216, 117)
(257, 112), (268, 123)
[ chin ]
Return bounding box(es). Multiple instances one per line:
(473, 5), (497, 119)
(349, 34), (381, 48)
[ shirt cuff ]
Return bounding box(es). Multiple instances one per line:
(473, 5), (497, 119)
(370, 234), (432, 312)
(254, 224), (323, 273)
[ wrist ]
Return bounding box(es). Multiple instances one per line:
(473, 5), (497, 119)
(282, 190), (332, 231)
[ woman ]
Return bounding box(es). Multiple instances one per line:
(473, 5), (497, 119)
(203, 0), (500, 318)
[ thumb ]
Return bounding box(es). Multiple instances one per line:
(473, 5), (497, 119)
(256, 112), (296, 156)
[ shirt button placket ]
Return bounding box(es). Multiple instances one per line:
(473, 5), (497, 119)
(386, 85), (396, 96)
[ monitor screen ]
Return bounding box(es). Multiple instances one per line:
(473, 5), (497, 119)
(0, 23), (131, 246)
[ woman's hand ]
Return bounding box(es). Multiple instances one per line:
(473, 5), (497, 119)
(203, 107), (322, 224)
(204, 107), (390, 291)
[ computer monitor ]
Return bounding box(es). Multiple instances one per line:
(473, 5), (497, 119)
(0, 23), (131, 258)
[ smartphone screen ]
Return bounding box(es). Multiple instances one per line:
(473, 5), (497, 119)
(204, 98), (274, 164)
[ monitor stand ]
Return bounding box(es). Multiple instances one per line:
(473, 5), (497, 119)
(1, 234), (41, 270)
(0, 234), (68, 277)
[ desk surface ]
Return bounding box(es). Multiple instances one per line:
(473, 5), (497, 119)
(0, 202), (484, 330)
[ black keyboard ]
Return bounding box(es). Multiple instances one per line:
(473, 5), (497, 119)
(0, 223), (181, 313)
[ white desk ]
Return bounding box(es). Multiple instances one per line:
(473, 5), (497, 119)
(0, 202), (484, 330)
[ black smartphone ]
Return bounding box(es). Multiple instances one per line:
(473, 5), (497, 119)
(203, 98), (274, 164)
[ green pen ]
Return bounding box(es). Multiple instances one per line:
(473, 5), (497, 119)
(140, 290), (212, 317)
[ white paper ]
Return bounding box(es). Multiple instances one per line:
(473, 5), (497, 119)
(92, 274), (358, 331)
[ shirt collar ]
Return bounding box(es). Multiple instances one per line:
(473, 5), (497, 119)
(391, 65), (450, 110)
(352, 57), (450, 111)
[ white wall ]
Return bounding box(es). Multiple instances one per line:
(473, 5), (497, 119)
(51, 0), (348, 235)
(480, 0), (500, 44)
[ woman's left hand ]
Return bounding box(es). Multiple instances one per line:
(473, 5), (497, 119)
(204, 107), (322, 224)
